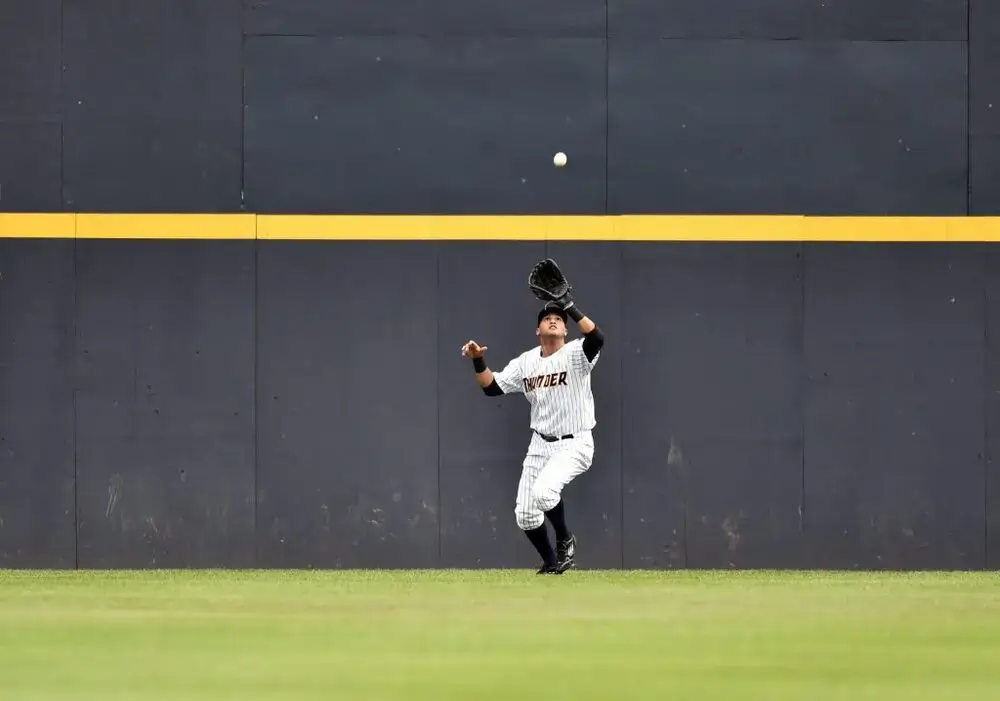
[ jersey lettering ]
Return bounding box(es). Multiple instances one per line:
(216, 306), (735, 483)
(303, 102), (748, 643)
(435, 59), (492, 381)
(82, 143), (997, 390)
(523, 371), (568, 393)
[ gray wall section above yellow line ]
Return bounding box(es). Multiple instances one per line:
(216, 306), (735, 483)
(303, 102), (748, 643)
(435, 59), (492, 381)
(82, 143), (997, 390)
(0, 0), (994, 215)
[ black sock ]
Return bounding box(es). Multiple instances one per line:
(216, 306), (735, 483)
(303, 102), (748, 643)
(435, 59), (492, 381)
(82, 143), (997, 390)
(524, 525), (556, 565)
(545, 499), (571, 543)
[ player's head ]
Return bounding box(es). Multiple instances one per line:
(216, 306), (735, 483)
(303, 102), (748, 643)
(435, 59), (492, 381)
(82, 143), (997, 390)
(536, 302), (568, 341)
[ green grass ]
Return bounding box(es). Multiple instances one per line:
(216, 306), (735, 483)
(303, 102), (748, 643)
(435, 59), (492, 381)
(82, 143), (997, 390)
(1, 569), (998, 700)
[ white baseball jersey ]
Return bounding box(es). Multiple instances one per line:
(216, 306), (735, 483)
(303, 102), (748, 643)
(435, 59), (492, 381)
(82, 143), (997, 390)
(492, 337), (600, 437)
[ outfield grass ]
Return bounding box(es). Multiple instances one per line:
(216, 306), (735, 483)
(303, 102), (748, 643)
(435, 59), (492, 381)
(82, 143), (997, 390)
(0, 569), (997, 700)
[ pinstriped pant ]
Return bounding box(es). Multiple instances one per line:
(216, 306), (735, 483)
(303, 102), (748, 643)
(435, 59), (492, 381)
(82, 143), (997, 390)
(514, 430), (594, 531)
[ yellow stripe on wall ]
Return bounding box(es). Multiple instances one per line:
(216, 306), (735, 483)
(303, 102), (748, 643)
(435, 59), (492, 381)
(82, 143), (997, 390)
(3, 213), (1000, 242)
(75, 213), (257, 239)
(0, 213), (76, 239)
(800, 217), (1000, 242)
(611, 215), (806, 241)
(256, 215), (628, 240)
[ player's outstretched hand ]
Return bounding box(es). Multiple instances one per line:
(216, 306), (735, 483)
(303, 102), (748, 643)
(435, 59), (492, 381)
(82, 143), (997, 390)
(461, 340), (488, 358)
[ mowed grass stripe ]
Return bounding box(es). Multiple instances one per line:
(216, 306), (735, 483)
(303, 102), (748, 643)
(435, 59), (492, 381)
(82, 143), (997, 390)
(0, 570), (997, 701)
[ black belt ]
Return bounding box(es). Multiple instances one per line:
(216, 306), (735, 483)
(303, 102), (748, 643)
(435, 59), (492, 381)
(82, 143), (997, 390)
(536, 431), (573, 442)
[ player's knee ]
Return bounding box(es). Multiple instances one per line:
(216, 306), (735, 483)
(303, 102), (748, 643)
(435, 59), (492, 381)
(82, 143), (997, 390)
(515, 508), (543, 531)
(532, 483), (561, 513)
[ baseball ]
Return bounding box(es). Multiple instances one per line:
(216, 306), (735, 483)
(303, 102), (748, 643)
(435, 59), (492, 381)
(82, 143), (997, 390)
(553, 151), (567, 167)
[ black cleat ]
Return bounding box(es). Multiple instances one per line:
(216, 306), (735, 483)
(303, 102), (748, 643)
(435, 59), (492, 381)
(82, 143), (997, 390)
(536, 562), (565, 575)
(556, 534), (576, 570)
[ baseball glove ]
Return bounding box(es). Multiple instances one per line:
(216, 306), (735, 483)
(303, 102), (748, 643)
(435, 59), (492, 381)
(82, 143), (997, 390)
(528, 258), (574, 308)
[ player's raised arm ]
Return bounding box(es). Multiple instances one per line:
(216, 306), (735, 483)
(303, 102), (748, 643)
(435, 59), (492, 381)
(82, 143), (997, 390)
(461, 340), (499, 394)
(461, 340), (523, 396)
(528, 258), (604, 363)
(564, 304), (604, 363)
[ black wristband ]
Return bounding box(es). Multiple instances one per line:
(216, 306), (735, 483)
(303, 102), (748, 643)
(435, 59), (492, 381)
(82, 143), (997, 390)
(472, 356), (487, 373)
(566, 304), (584, 322)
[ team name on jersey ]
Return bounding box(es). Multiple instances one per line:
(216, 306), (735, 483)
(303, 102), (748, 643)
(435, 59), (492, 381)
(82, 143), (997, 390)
(523, 371), (568, 393)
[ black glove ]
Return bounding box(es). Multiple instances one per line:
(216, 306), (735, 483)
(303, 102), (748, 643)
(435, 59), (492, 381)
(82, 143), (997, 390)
(528, 258), (575, 310)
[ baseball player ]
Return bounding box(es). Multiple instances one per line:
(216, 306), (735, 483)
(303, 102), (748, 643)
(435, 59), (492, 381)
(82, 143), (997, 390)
(461, 286), (604, 575)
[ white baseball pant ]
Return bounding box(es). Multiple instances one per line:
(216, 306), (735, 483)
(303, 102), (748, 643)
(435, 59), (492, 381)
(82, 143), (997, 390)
(514, 430), (594, 531)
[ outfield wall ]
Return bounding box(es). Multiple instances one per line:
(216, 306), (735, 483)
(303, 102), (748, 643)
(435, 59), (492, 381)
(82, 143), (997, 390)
(0, 215), (997, 570)
(4, 1), (999, 570)
(2, 1), (1000, 215)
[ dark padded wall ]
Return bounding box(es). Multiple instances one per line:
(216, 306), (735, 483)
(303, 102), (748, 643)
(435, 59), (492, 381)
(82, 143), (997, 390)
(255, 242), (440, 568)
(2, 0), (999, 570)
(0, 240), (996, 569)
(60, 0), (243, 212)
(243, 0), (606, 36)
(987, 250), (1000, 568)
(803, 244), (986, 570)
(243, 36), (606, 214)
(0, 0), (985, 215)
(0, 240), (76, 567)
(608, 0), (965, 40)
(0, 124), (62, 212)
(971, 0), (1000, 214)
(0, 1), (62, 120)
(608, 40), (967, 215)
(0, 1), (62, 212)
(437, 242), (545, 567)
(74, 241), (256, 568)
(622, 243), (804, 569)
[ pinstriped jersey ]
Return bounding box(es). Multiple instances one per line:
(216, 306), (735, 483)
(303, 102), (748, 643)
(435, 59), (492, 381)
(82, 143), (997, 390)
(492, 337), (600, 436)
